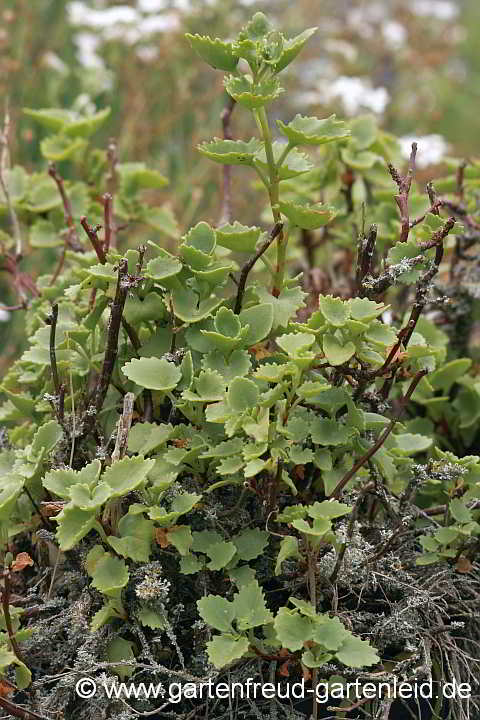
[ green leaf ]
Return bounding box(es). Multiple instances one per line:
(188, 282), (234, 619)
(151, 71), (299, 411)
(106, 637), (135, 680)
(15, 662), (32, 690)
(64, 107), (111, 138)
(122, 357), (181, 391)
(186, 34), (238, 71)
(275, 536), (300, 575)
(168, 525), (193, 555)
(274, 607), (312, 651)
(87, 547), (129, 596)
(197, 595), (235, 632)
(127, 422), (173, 455)
(228, 377), (259, 412)
(350, 115), (377, 150)
(319, 295), (350, 327)
(310, 419), (353, 446)
(308, 500), (352, 520)
(4, 166), (27, 202)
(41, 134), (86, 161)
(206, 634), (249, 669)
(207, 541), (236, 570)
(323, 334), (355, 366)
(255, 143), (313, 179)
(255, 285), (306, 329)
(349, 298), (386, 322)
(277, 332), (315, 357)
(197, 138), (263, 166)
(233, 529), (268, 561)
(172, 286), (222, 323)
(23, 107), (75, 131)
(108, 513), (153, 562)
(416, 552), (440, 566)
(277, 114), (350, 146)
(335, 635), (380, 668)
(274, 27), (317, 72)
(224, 75), (284, 109)
(311, 616), (351, 651)
(279, 201), (337, 229)
(180, 553), (203, 574)
(239, 304), (273, 346)
(118, 163), (168, 193)
(393, 433), (432, 455)
(429, 359), (472, 393)
(25, 176), (62, 213)
(103, 456), (155, 498)
(30, 420), (63, 458)
(291, 517), (331, 537)
(215, 222), (261, 253)
(233, 581), (273, 630)
(145, 251), (182, 282)
(55, 506), (97, 550)
(30, 219), (62, 248)
(449, 499), (472, 524)
(365, 322), (397, 347)
(341, 148), (380, 170)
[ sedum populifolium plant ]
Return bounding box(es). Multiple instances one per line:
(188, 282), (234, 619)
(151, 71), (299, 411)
(0, 12), (479, 720)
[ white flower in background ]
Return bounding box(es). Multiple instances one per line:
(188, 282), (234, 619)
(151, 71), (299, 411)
(410, 0), (458, 21)
(0, 309), (10, 323)
(42, 51), (69, 75)
(140, 13), (180, 34)
(399, 134), (449, 168)
(323, 76), (390, 115)
(68, 2), (139, 27)
(381, 21), (407, 49)
(136, 44), (160, 62)
(324, 39), (358, 63)
(74, 32), (105, 68)
(138, 0), (168, 11)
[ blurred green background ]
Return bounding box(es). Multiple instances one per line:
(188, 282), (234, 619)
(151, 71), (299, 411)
(1, 0), (479, 366)
(2, 0), (480, 223)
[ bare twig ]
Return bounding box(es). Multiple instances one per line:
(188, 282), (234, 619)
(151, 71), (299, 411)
(102, 192), (116, 252)
(47, 303), (60, 399)
(94, 259), (129, 415)
(380, 216), (454, 399)
(80, 216), (106, 263)
(356, 223), (377, 295)
(48, 164), (84, 252)
(1, 567), (26, 664)
(234, 222), (283, 314)
(218, 95), (236, 226)
(0, 696), (49, 720)
(330, 370), (427, 499)
(0, 101), (23, 260)
(106, 137), (118, 198)
(112, 392), (135, 462)
(388, 142), (417, 244)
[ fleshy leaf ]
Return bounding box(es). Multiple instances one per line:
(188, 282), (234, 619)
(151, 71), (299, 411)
(279, 201), (337, 229)
(197, 595), (235, 632)
(215, 222), (261, 253)
(274, 607), (312, 651)
(186, 34), (238, 71)
(277, 114), (350, 146)
(206, 634), (249, 669)
(323, 334), (355, 366)
(224, 75), (284, 109)
(122, 357), (181, 391)
(233, 581), (273, 630)
(197, 138), (263, 165)
(102, 456), (155, 498)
